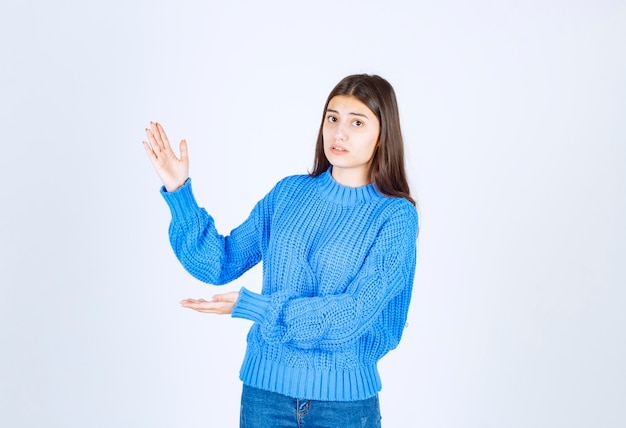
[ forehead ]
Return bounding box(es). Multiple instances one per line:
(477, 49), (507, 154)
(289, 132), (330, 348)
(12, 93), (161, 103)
(327, 95), (374, 116)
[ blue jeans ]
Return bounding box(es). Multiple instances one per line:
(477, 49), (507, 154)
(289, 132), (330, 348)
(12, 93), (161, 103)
(240, 384), (382, 428)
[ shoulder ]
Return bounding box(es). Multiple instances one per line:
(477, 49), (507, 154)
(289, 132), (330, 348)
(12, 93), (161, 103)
(269, 173), (317, 198)
(274, 173), (315, 188)
(379, 196), (418, 221)
(375, 196), (419, 235)
(252, 174), (317, 214)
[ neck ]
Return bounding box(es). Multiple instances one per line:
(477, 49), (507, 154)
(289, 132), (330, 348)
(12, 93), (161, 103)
(330, 167), (370, 188)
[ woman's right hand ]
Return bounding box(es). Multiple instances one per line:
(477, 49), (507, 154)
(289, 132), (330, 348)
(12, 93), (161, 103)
(142, 122), (189, 192)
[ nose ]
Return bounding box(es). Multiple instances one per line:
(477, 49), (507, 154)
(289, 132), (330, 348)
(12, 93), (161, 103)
(335, 122), (347, 140)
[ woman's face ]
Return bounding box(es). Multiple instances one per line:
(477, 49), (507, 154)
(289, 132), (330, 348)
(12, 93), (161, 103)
(322, 95), (380, 187)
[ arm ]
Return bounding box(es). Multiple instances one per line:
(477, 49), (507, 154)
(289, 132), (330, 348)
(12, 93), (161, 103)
(143, 122), (266, 285)
(232, 202), (418, 351)
(162, 180), (265, 285)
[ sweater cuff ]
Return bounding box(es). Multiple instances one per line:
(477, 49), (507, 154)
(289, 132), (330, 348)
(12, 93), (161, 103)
(160, 178), (199, 221)
(232, 287), (270, 324)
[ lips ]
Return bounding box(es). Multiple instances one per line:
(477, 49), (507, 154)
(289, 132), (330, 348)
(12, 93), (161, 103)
(330, 144), (348, 154)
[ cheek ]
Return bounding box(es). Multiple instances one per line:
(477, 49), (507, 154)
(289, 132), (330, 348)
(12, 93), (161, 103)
(321, 128), (332, 145)
(366, 131), (380, 150)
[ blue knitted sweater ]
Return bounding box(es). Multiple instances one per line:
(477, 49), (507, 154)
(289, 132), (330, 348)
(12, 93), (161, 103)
(161, 168), (418, 401)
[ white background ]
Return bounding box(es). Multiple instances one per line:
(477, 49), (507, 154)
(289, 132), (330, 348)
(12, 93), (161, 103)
(1, 1), (624, 427)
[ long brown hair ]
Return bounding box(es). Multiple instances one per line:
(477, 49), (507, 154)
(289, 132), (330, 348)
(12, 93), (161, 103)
(310, 74), (415, 206)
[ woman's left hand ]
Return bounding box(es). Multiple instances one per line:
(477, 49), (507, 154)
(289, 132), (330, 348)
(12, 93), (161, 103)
(179, 292), (240, 315)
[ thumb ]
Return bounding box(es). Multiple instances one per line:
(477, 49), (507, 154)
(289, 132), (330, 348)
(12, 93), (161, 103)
(179, 139), (189, 161)
(210, 294), (224, 302)
(212, 292), (239, 302)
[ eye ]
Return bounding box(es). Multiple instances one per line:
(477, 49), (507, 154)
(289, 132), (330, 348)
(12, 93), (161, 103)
(352, 120), (363, 127)
(326, 115), (337, 123)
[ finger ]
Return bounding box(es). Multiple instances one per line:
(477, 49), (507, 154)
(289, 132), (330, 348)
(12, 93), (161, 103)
(142, 140), (158, 163)
(145, 127), (162, 156)
(148, 122), (168, 154)
(179, 139), (188, 162)
(155, 122), (174, 155)
(181, 301), (231, 314)
(180, 298), (204, 305)
(149, 122), (165, 152)
(184, 302), (217, 312)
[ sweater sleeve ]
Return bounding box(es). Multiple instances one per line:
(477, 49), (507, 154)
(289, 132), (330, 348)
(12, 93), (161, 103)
(161, 178), (265, 285)
(232, 202), (418, 351)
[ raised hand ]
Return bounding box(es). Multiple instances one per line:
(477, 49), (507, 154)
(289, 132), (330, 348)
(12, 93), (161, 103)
(179, 292), (241, 315)
(142, 122), (189, 192)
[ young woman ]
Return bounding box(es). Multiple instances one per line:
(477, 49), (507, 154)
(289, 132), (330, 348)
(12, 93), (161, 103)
(143, 74), (418, 428)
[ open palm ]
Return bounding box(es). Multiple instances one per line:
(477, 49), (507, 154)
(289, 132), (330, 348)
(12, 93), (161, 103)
(142, 122), (189, 192)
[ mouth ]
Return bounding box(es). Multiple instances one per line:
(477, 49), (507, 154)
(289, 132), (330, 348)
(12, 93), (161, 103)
(330, 145), (348, 153)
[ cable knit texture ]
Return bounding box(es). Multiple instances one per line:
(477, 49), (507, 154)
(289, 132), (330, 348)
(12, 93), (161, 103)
(161, 169), (418, 401)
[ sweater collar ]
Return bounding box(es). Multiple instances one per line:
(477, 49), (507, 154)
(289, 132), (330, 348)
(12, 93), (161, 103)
(316, 168), (383, 205)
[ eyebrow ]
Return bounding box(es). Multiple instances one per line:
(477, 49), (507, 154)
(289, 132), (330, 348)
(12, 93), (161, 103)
(326, 108), (369, 119)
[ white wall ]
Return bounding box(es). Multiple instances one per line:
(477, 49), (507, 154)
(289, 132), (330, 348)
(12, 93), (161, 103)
(1, 1), (624, 427)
